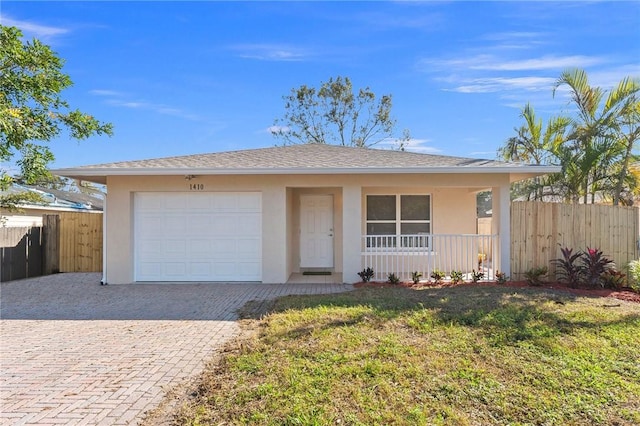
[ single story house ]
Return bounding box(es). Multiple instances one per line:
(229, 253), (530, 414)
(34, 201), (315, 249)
(55, 144), (559, 284)
(1, 183), (103, 227)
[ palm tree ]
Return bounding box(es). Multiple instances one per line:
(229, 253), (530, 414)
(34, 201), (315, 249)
(499, 103), (568, 200)
(606, 77), (640, 205)
(553, 69), (639, 204)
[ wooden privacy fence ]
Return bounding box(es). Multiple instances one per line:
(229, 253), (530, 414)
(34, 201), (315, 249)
(0, 226), (43, 282)
(44, 212), (103, 273)
(511, 201), (639, 281)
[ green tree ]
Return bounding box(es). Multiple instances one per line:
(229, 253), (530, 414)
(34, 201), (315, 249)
(606, 78), (640, 205)
(500, 69), (639, 205)
(0, 25), (113, 210)
(272, 76), (398, 147)
(498, 103), (568, 200)
(552, 69), (639, 204)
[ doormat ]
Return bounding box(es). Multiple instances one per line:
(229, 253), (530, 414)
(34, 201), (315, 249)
(302, 271), (332, 276)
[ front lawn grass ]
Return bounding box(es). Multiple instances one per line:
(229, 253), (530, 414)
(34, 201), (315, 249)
(179, 286), (640, 425)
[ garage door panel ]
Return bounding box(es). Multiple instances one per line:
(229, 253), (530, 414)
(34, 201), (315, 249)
(238, 262), (261, 277)
(189, 239), (212, 257)
(211, 239), (236, 256)
(188, 193), (214, 210)
(138, 262), (163, 279)
(164, 262), (188, 276)
(138, 239), (162, 255)
(164, 240), (186, 256)
(212, 193), (241, 211)
(138, 216), (163, 233)
(211, 215), (239, 234)
(189, 263), (212, 276)
(237, 193), (261, 211)
(213, 262), (236, 277)
(165, 193), (189, 210)
(135, 192), (262, 282)
(236, 214), (261, 235)
(164, 215), (187, 235)
(137, 193), (164, 210)
(237, 239), (260, 256)
(188, 214), (212, 232)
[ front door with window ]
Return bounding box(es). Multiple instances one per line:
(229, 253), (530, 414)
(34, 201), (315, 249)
(300, 195), (334, 268)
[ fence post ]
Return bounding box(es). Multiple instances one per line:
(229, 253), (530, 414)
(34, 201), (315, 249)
(43, 214), (60, 275)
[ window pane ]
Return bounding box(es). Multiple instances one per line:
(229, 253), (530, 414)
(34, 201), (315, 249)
(401, 195), (430, 220)
(367, 223), (396, 235)
(367, 195), (396, 220)
(401, 223), (430, 234)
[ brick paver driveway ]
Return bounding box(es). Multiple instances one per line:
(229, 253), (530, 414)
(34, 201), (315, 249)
(0, 273), (352, 425)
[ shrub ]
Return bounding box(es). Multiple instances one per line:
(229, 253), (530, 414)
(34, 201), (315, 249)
(411, 271), (422, 285)
(358, 267), (374, 282)
(430, 269), (445, 284)
(471, 269), (484, 283)
(450, 270), (464, 284)
(495, 271), (508, 284)
(525, 266), (548, 286)
(628, 260), (640, 293)
(580, 247), (615, 288)
(601, 270), (627, 290)
(552, 246), (584, 288)
(387, 273), (400, 285)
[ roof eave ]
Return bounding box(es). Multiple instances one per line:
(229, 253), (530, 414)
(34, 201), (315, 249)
(54, 165), (561, 178)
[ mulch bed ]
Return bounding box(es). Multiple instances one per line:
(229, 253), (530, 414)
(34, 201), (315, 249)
(353, 280), (640, 304)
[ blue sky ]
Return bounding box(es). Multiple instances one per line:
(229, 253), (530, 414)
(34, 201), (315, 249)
(2, 1), (639, 169)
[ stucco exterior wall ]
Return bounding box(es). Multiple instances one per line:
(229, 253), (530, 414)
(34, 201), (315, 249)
(104, 173), (510, 284)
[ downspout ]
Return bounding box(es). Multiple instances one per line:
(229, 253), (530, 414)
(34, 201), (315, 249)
(101, 195), (107, 285)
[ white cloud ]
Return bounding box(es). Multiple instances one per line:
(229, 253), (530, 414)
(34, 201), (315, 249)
(229, 43), (309, 61)
(469, 151), (496, 157)
(89, 89), (125, 97)
(447, 76), (557, 94)
(587, 65), (640, 89)
(101, 97), (201, 121)
(1, 16), (69, 39)
(377, 137), (441, 154)
(472, 55), (604, 71)
(423, 54), (604, 73)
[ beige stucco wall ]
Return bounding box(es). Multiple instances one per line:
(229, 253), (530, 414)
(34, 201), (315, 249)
(104, 173), (510, 284)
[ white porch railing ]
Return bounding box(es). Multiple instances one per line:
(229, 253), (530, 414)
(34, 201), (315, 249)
(361, 234), (499, 282)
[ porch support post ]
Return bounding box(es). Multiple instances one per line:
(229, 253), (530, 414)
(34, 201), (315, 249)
(262, 185), (288, 283)
(492, 184), (511, 276)
(342, 185), (362, 283)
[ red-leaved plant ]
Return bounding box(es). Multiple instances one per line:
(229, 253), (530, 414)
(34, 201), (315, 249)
(580, 247), (615, 288)
(552, 246), (584, 288)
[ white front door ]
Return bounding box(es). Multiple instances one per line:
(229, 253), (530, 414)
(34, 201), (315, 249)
(300, 195), (334, 268)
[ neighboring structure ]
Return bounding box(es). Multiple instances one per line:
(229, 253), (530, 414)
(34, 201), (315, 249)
(0, 183), (103, 226)
(55, 144), (559, 284)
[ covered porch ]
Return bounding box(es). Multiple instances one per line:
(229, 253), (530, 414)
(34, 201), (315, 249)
(284, 178), (511, 284)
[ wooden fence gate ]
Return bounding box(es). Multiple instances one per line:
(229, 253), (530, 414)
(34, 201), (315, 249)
(0, 226), (43, 282)
(43, 213), (103, 273)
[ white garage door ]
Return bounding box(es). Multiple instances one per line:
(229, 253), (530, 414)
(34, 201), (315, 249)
(134, 192), (262, 282)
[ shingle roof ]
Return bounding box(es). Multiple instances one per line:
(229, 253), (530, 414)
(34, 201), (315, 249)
(67, 144), (512, 170)
(54, 144), (560, 184)
(1, 183), (103, 211)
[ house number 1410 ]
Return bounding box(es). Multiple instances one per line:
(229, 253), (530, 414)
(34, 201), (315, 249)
(189, 183), (204, 191)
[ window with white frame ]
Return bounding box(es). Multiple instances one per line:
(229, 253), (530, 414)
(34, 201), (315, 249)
(366, 194), (431, 248)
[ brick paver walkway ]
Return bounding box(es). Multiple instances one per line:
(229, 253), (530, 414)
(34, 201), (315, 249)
(0, 273), (352, 425)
